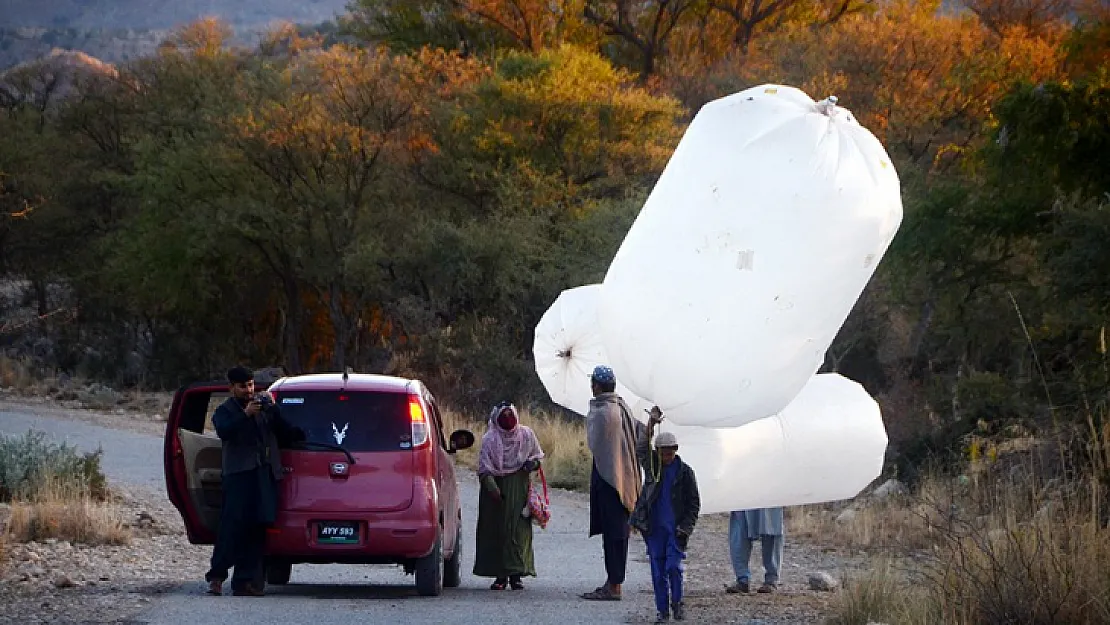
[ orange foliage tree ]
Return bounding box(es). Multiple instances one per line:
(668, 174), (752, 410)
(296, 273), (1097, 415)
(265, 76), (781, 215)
(744, 0), (1066, 169)
(226, 45), (447, 369)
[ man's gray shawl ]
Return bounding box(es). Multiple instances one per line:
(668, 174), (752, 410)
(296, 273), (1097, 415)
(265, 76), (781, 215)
(586, 392), (643, 513)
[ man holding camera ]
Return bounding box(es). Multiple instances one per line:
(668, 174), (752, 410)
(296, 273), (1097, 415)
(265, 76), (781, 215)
(204, 366), (303, 597)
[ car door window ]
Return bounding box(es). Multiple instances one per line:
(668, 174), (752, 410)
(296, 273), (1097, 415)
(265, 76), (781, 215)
(427, 397), (448, 450)
(203, 392), (231, 434)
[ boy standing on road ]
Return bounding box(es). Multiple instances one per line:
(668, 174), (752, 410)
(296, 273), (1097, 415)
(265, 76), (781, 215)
(631, 407), (700, 622)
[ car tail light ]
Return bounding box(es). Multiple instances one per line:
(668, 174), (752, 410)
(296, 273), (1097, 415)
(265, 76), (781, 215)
(408, 395), (429, 448)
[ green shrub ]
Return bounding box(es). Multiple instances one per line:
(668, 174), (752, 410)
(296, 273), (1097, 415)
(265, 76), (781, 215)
(0, 430), (107, 503)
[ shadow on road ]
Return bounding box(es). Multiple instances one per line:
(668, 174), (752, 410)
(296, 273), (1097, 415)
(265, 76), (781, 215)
(262, 583), (423, 600)
(173, 581), (552, 602)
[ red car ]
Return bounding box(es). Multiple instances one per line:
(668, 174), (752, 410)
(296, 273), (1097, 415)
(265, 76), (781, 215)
(164, 373), (475, 596)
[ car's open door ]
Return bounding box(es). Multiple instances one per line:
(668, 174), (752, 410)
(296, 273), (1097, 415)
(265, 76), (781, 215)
(164, 381), (228, 545)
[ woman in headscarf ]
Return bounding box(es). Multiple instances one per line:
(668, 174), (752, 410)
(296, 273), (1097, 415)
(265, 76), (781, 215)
(473, 401), (545, 590)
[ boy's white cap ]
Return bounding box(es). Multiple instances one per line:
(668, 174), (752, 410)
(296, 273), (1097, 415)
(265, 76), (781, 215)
(655, 431), (678, 448)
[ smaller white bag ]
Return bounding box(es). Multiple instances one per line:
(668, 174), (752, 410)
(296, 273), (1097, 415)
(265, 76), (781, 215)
(631, 373), (888, 514)
(533, 284), (644, 416)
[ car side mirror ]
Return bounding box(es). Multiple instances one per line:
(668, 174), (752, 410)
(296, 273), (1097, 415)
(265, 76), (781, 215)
(448, 429), (475, 454)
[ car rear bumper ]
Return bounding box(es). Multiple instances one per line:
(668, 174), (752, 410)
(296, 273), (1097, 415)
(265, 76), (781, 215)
(264, 511), (438, 563)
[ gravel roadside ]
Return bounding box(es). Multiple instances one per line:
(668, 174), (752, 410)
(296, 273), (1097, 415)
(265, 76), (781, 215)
(0, 483), (210, 625)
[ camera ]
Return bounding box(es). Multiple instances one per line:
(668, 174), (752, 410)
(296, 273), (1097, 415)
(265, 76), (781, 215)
(254, 392), (274, 409)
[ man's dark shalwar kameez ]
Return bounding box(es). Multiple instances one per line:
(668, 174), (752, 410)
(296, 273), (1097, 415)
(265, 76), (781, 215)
(204, 398), (301, 591)
(585, 391), (643, 591)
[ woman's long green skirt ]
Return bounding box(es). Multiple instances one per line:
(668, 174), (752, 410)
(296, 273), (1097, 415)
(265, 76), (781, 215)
(473, 470), (537, 578)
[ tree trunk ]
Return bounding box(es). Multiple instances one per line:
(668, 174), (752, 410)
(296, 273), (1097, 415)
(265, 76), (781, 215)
(331, 336), (347, 372)
(32, 278), (48, 333)
(733, 23), (754, 54)
(327, 283), (353, 372)
(281, 278), (304, 374)
(907, 298), (936, 379)
(639, 46), (656, 83)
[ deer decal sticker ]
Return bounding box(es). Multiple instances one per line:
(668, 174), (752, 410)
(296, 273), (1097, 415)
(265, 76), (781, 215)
(331, 422), (349, 445)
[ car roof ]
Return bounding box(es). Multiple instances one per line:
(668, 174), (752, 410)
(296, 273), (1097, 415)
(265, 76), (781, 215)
(271, 373), (419, 394)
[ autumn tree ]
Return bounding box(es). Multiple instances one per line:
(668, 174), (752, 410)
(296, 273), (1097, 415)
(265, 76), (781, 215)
(373, 45), (683, 400)
(344, 0), (478, 52)
(582, 0), (702, 80)
(758, 1), (1065, 167)
(1065, 0), (1110, 77)
(0, 52), (121, 336)
(344, 0), (597, 54)
(228, 46), (437, 370)
(961, 0), (1076, 36)
(447, 0), (590, 51)
(79, 23), (274, 379)
(706, 0), (870, 53)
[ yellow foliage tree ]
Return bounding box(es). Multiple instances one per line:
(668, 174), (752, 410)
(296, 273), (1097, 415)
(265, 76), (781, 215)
(754, 1), (1066, 169)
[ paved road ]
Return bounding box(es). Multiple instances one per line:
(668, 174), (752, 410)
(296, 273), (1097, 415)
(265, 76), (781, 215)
(0, 408), (651, 624)
(0, 409), (165, 492)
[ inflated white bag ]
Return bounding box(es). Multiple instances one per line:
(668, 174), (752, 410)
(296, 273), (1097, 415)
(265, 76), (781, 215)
(533, 285), (888, 512)
(533, 284), (643, 416)
(599, 84), (903, 427)
(631, 374), (888, 514)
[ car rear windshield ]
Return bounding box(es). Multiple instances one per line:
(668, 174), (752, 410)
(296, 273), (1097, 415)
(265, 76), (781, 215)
(274, 390), (412, 452)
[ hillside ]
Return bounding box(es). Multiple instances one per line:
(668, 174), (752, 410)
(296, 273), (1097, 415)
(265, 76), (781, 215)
(0, 48), (117, 107)
(0, 0), (348, 67)
(0, 0), (348, 30)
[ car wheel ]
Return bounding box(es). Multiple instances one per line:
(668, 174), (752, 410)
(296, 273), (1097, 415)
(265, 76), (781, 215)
(414, 533), (443, 597)
(443, 525), (462, 588)
(266, 561), (292, 585)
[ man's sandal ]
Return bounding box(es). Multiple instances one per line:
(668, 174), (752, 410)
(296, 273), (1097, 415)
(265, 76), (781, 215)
(581, 586), (621, 601)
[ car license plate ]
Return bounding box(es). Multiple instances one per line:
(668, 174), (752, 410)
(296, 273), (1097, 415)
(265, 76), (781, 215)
(317, 521), (359, 544)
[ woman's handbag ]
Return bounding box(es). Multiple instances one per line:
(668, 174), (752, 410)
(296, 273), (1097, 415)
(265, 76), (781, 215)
(527, 466), (551, 529)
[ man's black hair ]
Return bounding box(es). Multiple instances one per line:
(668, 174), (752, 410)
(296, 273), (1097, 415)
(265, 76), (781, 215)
(593, 379), (616, 394)
(227, 366), (254, 384)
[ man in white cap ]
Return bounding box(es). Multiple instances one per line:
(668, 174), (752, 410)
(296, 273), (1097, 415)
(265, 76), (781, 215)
(631, 407), (700, 622)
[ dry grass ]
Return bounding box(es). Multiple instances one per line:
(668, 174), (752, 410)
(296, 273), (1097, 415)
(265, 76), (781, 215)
(827, 561), (931, 625)
(0, 354), (36, 391)
(1, 430), (127, 546)
(0, 352), (76, 399)
(789, 477), (954, 552)
(0, 353), (173, 417)
(934, 518), (1110, 623)
(831, 517), (1110, 625)
(6, 479), (129, 546)
(442, 406), (591, 491)
(1, 430), (108, 502)
(827, 463), (1110, 625)
(116, 388), (174, 415)
(788, 503), (923, 551)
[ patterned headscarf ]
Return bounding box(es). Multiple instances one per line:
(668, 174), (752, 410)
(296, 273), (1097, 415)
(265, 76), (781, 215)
(478, 403), (544, 478)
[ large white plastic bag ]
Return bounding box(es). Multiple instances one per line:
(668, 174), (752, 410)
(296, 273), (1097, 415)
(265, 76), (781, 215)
(600, 84), (903, 427)
(631, 373), (888, 514)
(533, 284), (643, 416)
